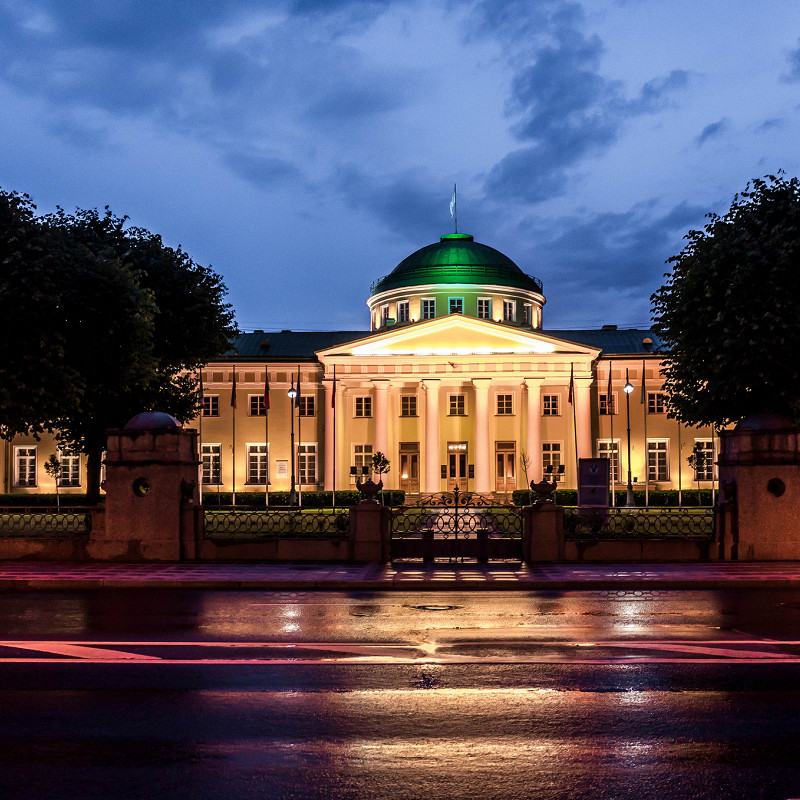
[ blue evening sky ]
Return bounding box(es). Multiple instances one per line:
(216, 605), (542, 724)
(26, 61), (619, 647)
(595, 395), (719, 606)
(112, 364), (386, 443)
(1, 0), (798, 333)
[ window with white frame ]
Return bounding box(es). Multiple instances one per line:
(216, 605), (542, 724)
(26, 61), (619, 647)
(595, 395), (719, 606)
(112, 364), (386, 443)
(477, 298), (492, 319)
(599, 393), (617, 415)
(58, 451), (81, 487)
(246, 444), (269, 485)
(542, 394), (560, 416)
(503, 299), (515, 322)
(597, 440), (620, 483)
(202, 395), (219, 417)
(647, 439), (670, 481)
(299, 443), (317, 485)
(354, 396), (372, 418)
(648, 391), (667, 414)
(523, 303), (533, 325)
(201, 444), (221, 485)
(542, 442), (564, 482)
(381, 304), (390, 324)
(299, 396), (315, 417)
(496, 394), (513, 415)
(249, 395), (266, 416)
(693, 439), (716, 481)
(449, 394), (466, 416)
(421, 298), (435, 319)
(400, 395), (417, 416)
(352, 444), (373, 482)
(448, 297), (464, 314)
(14, 446), (37, 487)
(397, 300), (409, 323)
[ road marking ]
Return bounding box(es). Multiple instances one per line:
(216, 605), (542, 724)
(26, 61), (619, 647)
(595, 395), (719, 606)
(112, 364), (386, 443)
(3, 642), (161, 660)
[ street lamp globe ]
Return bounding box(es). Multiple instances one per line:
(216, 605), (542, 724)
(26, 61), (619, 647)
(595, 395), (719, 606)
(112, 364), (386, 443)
(288, 386), (297, 399)
(624, 380), (634, 395)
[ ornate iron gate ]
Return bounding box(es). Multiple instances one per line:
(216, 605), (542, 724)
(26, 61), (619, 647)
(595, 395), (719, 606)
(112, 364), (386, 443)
(390, 486), (522, 562)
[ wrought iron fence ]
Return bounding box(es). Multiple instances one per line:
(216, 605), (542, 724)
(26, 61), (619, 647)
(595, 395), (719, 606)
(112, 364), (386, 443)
(204, 508), (351, 541)
(564, 508), (714, 541)
(0, 507), (93, 538)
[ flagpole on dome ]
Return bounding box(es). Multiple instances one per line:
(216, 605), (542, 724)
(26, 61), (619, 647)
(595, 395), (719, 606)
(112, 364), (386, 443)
(450, 183), (457, 234)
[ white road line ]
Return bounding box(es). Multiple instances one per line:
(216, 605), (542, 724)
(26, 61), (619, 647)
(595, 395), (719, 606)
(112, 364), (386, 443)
(3, 642), (161, 660)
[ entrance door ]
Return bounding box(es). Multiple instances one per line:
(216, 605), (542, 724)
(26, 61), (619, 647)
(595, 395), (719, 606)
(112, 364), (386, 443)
(495, 442), (516, 495)
(399, 443), (420, 494)
(447, 442), (468, 490)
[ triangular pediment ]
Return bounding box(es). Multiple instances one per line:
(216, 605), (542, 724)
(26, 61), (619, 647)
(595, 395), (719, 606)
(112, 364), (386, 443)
(316, 315), (599, 358)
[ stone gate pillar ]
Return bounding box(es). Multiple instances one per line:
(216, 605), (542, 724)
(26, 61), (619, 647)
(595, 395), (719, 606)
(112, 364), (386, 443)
(91, 412), (201, 561)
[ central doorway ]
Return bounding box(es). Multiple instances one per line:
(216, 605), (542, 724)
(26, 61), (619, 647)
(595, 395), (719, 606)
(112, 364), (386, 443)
(399, 442), (419, 494)
(495, 441), (516, 495)
(447, 441), (468, 490)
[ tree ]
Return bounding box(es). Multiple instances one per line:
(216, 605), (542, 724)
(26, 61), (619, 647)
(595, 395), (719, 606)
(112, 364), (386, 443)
(0, 191), (238, 501)
(371, 451), (391, 505)
(651, 174), (800, 427)
(686, 442), (709, 505)
(43, 454), (62, 510)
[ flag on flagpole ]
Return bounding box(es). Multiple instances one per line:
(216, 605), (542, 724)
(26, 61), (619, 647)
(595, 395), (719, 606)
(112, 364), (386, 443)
(606, 361), (613, 414)
(568, 363), (574, 404)
(264, 371), (270, 411)
(331, 364), (336, 407)
(450, 185), (456, 219)
(295, 370), (301, 408)
(230, 366), (237, 408)
(640, 359), (646, 404)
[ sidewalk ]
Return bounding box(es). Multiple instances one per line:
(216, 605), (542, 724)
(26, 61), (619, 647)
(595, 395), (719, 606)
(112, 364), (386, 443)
(2, 561), (800, 590)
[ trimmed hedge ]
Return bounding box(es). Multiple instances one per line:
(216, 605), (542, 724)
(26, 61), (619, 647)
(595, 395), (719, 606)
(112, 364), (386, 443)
(0, 493), (98, 507)
(512, 488), (715, 507)
(200, 490), (406, 508)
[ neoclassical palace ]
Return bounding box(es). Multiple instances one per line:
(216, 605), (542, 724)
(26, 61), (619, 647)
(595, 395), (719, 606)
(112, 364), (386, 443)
(3, 232), (718, 498)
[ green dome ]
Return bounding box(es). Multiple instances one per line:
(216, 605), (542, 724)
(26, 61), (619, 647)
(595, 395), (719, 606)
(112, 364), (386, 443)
(370, 233), (543, 296)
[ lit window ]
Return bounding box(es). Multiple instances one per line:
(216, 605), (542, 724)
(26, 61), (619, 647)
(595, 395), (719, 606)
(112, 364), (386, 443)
(496, 394), (513, 415)
(599, 393), (616, 415)
(246, 444), (269, 485)
(421, 298), (436, 319)
(648, 391), (667, 414)
(542, 443), (563, 482)
(58, 451), (81, 488)
(397, 301), (409, 323)
(692, 440), (716, 481)
(202, 395), (219, 417)
(503, 299), (515, 322)
(352, 444), (373, 482)
(249, 395), (266, 416)
(542, 394), (560, 416)
(449, 395), (466, 416)
(14, 446), (37, 487)
(523, 303), (533, 325)
(647, 439), (670, 481)
(477, 298), (492, 319)
(449, 297), (464, 314)
(354, 396), (372, 418)
(597, 440), (620, 482)
(299, 396), (315, 417)
(401, 396), (417, 416)
(299, 444), (317, 485)
(201, 444), (221, 485)
(381, 304), (389, 324)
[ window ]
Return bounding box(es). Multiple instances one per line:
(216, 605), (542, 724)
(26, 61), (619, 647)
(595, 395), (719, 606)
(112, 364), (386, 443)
(58, 451), (81, 488)
(299, 444), (317, 485)
(249, 395), (266, 416)
(503, 299), (515, 322)
(449, 394), (466, 416)
(542, 394), (560, 416)
(496, 394), (513, 415)
(523, 303), (533, 325)
(647, 439), (670, 482)
(380, 304), (390, 324)
(299, 396), (315, 417)
(597, 440), (620, 483)
(352, 444), (373, 482)
(693, 439), (716, 481)
(202, 395), (219, 417)
(246, 444), (269, 485)
(477, 298), (492, 319)
(599, 393), (617, 415)
(14, 446), (37, 487)
(421, 298), (435, 320)
(542, 443), (563, 482)
(648, 391), (667, 414)
(401, 395), (417, 416)
(397, 300), (409, 323)
(448, 297), (464, 314)
(201, 444), (221, 485)
(354, 396), (372, 418)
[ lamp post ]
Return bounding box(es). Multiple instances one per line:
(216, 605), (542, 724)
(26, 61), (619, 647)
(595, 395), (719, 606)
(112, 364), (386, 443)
(288, 380), (297, 506)
(624, 369), (635, 507)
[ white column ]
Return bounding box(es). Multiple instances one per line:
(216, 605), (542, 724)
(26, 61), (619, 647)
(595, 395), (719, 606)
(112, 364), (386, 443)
(472, 378), (491, 493)
(423, 379), (440, 493)
(373, 379), (390, 484)
(525, 378), (542, 483)
(576, 379), (592, 460)
(323, 378), (334, 491)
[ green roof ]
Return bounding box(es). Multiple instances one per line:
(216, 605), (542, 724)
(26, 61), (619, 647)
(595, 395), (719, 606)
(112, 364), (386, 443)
(370, 233), (543, 296)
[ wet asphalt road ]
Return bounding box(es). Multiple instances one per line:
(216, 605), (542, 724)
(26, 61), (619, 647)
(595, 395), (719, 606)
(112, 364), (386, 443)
(1, 588), (800, 799)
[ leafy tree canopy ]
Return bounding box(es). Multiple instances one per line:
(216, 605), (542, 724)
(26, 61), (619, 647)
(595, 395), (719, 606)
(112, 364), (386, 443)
(651, 173), (800, 428)
(0, 189), (238, 499)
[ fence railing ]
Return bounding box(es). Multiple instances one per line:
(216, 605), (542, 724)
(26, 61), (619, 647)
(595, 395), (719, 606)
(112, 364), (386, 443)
(203, 508), (351, 541)
(0, 507), (93, 538)
(564, 508), (714, 541)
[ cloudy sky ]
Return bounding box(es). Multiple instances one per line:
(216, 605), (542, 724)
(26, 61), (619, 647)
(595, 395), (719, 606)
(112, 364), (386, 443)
(1, 0), (798, 333)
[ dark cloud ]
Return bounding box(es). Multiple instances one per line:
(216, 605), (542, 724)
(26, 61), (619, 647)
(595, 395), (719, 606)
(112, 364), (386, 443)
(783, 39), (800, 81)
(224, 151), (304, 188)
(755, 118), (785, 133)
(695, 118), (730, 146)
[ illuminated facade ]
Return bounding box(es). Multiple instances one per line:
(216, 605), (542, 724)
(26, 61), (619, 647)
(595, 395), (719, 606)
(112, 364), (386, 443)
(2, 232), (718, 498)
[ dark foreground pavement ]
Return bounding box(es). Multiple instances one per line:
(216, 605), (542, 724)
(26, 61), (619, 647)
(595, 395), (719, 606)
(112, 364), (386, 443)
(3, 560), (800, 590)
